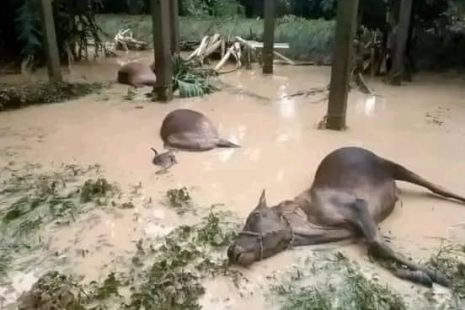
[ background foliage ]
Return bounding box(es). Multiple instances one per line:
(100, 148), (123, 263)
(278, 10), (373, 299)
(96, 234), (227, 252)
(1, 0), (465, 71)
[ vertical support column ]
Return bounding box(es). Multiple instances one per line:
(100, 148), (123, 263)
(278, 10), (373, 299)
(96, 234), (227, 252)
(325, 0), (359, 130)
(151, 0), (173, 102)
(38, 0), (62, 83)
(262, 0), (275, 74)
(169, 0), (180, 54)
(388, 0), (413, 85)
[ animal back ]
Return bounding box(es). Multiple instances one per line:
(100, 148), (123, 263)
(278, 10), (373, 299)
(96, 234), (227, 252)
(160, 109), (219, 141)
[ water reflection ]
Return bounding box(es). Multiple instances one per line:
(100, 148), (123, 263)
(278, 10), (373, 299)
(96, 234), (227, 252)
(355, 94), (386, 117)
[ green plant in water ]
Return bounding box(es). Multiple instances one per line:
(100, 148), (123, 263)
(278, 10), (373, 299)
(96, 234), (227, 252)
(172, 56), (219, 98)
(80, 178), (116, 204)
(0, 164), (116, 284)
(90, 272), (121, 301)
(165, 186), (194, 214)
(11, 204), (241, 308)
(196, 208), (238, 247)
(426, 243), (465, 306)
(271, 252), (407, 310)
(0, 81), (108, 112)
(125, 208), (240, 309)
(16, 271), (86, 310)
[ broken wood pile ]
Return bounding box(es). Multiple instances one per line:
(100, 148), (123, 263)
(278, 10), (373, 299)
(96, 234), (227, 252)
(113, 29), (149, 52)
(184, 33), (294, 74)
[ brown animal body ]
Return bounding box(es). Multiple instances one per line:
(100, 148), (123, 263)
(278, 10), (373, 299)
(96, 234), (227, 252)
(117, 62), (156, 88)
(228, 146), (465, 287)
(160, 109), (240, 151)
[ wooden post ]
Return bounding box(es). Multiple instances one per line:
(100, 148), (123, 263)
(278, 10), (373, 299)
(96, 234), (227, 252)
(325, 0), (359, 130)
(262, 0), (275, 74)
(151, 0), (173, 102)
(38, 0), (62, 83)
(169, 0), (180, 54)
(388, 0), (413, 85)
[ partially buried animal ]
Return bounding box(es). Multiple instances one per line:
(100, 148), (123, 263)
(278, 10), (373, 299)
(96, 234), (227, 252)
(151, 147), (177, 174)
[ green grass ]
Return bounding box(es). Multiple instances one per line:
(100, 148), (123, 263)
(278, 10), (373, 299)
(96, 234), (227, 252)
(426, 243), (465, 307)
(0, 163), (119, 284)
(14, 207), (241, 309)
(0, 81), (108, 112)
(96, 14), (335, 61)
(271, 252), (407, 310)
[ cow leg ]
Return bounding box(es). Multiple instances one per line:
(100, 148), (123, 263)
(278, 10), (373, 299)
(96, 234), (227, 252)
(349, 198), (450, 287)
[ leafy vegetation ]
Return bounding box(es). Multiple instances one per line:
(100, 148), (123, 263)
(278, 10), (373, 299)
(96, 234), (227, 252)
(0, 163), (117, 283)
(6, 0), (107, 65)
(182, 0), (245, 17)
(165, 186), (194, 214)
(426, 243), (465, 307)
(271, 252), (407, 310)
(124, 207), (239, 309)
(0, 81), (108, 112)
(16, 271), (86, 310)
(11, 207), (240, 309)
(172, 56), (219, 98)
(15, 0), (42, 59)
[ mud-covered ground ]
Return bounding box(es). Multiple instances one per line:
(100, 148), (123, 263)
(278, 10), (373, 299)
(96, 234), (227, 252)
(1, 51), (465, 309)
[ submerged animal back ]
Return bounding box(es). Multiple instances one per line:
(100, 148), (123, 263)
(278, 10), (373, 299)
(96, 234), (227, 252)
(117, 62), (156, 87)
(160, 109), (218, 140)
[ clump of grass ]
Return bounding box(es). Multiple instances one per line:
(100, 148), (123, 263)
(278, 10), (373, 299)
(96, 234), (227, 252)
(89, 272), (122, 301)
(196, 208), (238, 247)
(172, 55), (219, 98)
(0, 164), (117, 283)
(271, 252), (407, 310)
(79, 178), (116, 204)
(12, 203), (241, 308)
(165, 186), (194, 214)
(16, 271), (86, 310)
(0, 81), (108, 112)
(124, 207), (240, 309)
(426, 243), (465, 304)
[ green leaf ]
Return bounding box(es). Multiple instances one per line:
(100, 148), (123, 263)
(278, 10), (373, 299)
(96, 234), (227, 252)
(177, 79), (205, 98)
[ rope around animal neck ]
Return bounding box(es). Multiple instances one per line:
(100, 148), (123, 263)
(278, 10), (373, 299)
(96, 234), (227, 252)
(237, 214), (295, 261)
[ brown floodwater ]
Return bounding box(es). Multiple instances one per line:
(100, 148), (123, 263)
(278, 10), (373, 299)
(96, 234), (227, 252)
(1, 51), (465, 308)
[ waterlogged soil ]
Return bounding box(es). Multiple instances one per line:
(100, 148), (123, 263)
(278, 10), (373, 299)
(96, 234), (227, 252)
(1, 51), (465, 309)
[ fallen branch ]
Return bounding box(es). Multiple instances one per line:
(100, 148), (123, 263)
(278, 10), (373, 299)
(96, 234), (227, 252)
(235, 36), (256, 51)
(273, 51), (295, 65)
(114, 28), (148, 51)
(354, 73), (373, 95)
(214, 44), (235, 72)
(187, 35), (209, 61)
(284, 86), (329, 99)
(204, 39), (223, 59)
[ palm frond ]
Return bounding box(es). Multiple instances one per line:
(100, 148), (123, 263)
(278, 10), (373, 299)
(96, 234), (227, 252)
(171, 55), (219, 98)
(177, 79), (206, 98)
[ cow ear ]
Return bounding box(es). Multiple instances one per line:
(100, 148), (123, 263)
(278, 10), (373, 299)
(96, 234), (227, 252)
(257, 189), (267, 208)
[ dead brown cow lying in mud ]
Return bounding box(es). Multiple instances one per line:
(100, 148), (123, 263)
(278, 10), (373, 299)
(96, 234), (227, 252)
(117, 62), (156, 88)
(160, 109), (240, 151)
(228, 146), (465, 287)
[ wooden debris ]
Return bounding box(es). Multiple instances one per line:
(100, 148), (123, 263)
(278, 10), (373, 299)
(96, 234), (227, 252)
(114, 29), (149, 51)
(181, 34), (297, 73)
(273, 51), (295, 65)
(284, 86), (329, 99)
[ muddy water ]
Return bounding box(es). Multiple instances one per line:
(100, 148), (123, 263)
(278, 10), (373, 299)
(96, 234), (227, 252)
(1, 52), (465, 308)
